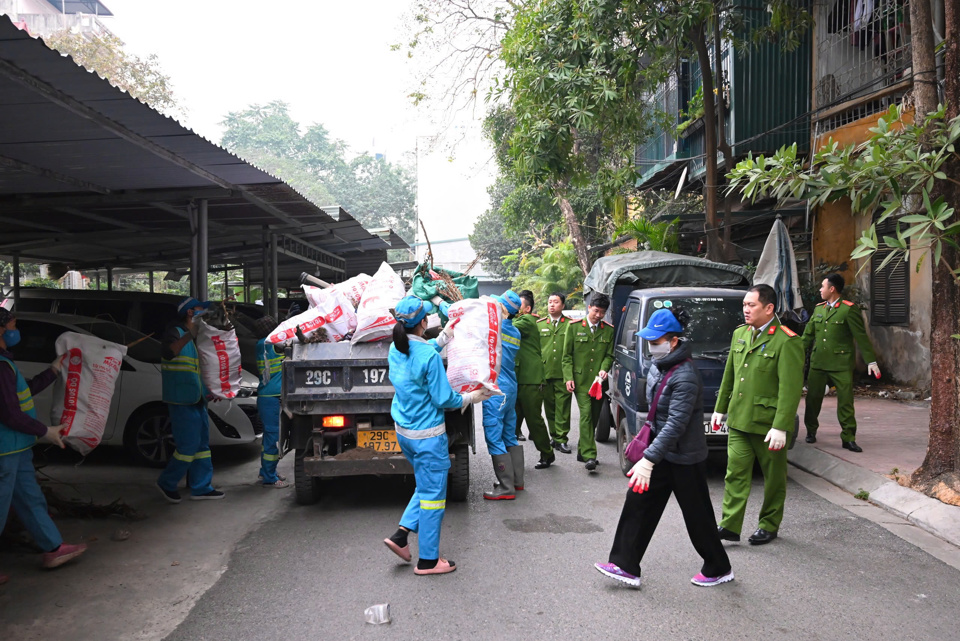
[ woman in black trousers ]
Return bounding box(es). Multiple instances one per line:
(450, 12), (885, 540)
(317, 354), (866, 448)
(595, 308), (732, 588)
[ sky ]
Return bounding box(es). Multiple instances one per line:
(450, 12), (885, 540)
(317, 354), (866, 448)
(101, 0), (496, 244)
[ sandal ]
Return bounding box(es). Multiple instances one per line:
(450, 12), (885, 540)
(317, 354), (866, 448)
(414, 558), (456, 575)
(261, 479), (290, 489)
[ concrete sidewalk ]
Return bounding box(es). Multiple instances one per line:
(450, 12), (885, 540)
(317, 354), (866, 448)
(789, 396), (960, 548)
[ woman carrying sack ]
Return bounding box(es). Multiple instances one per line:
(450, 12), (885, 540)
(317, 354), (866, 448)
(594, 308), (732, 588)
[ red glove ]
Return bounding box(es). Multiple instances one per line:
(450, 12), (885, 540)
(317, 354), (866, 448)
(588, 376), (603, 400)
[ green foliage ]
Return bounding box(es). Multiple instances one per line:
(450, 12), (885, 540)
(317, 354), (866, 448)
(728, 104), (960, 283)
(676, 85), (705, 136)
(613, 216), (681, 253)
(22, 278), (59, 289)
(220, 102), (417, 243)
(509, 239), (585, 313)
(854, 488), (870, 501)
(44, 29), (181, 118)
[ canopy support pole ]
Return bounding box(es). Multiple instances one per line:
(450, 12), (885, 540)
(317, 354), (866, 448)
(149, 271), (154, 293)
(270, 232), (279, 319)
(262, 228), (270, 311)
(189, 202), (198, 299)
(106, 266), (113, 292)
(198, 199), (209, 301)
(12, 253), (20, 310)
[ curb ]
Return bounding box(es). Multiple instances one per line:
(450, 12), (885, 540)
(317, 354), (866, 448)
(788, 444), (960, 549)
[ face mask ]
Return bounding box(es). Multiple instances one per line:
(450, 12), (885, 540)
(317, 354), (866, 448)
(192, 309), (207, 319)
(648, 340), (672, 358)
(3, 329), (20, 348)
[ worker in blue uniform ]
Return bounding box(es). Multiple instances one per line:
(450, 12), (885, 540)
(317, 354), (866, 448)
(383, 296), (489, 575)
(156, 297), (224, 503)
(482, 290), (523, 500)
(254, 316), (288, 488)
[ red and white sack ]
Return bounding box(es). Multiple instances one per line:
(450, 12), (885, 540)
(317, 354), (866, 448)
(53, 331), (127, 456)
(352, 262), (405, 344)
(196, 321), (243, 400)
(268, 288), (357, 344)
(329, 273), (370, 309)
(444, 296), (504, 395)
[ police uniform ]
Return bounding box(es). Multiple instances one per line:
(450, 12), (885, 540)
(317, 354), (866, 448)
(716, 320), (803, 536)
(158, 324), (216, 497)
(512, 313), (552, 460)
(539, 314), (572, 444)
(801, 299), (877, 443)
(561, 319), (614, 461)
(256, 338), (285, 484)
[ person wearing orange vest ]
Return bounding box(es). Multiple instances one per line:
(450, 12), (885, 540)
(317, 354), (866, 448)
(0, 309), (87, 584)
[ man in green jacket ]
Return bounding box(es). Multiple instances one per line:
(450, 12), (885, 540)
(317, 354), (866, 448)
(539, 292), (572, 454)
(513, 290), (555, 469)
(714, 284), (803, 545)
(562, 293), (615, 472)
(801, 273), (879, 452)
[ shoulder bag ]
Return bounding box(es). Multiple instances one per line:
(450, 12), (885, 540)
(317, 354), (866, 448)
(624, 359), (690, 465)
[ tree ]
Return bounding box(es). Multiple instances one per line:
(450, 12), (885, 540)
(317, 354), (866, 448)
(727, 102), (960, 494)
(44, 30), (181, 118)
(220, 102), (417, 243)
(508, 238), (585, 312)
(614, 216), (681, 253)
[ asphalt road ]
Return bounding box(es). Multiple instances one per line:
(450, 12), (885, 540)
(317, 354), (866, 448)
(165, 435), (960, 641)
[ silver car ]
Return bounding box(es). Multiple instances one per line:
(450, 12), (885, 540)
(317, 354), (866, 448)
(11, 313), (261, 467)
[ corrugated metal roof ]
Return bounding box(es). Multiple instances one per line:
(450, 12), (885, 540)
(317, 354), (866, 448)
(0, 14), (406, 286)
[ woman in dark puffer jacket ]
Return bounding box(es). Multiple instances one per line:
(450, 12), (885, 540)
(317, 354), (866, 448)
(595, 308), (732, 588)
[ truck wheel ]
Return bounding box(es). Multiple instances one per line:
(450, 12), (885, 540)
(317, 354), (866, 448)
(447, 443), (470, 502)
(294, 445), (323, 505)
(594, 399), (613, 443)
(617, 418), (632, 477)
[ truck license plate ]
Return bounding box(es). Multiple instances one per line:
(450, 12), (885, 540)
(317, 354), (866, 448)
(358, 429), (401, 453)
(301, 368), (337, 387)
(355, 367), (388, 386)
(704, 421), (728, 435)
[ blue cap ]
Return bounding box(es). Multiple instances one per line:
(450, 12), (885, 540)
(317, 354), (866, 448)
(177, 297), (212, 317)
(394, 295), (436, 328)
(636, 308), (683, 340)
(498, 290), (522, 316)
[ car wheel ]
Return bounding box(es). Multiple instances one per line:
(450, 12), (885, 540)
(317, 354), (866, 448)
(294, 444), (323, 506)
(595, 399), (613, 443)
(617, 417), (632, 477)
(124, 404), (175, 468)
(447, 443), (470, 502)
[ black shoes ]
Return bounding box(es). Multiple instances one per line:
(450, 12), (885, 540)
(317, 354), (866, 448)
(842, 441), (863, 452)
(748, 528), (777, 545)
(805, 434), (817, 444)
(534, 455), (555, 469)
(517, 433), (527, 442)
(554, 442), (572, 454)
(584, 459), (598, 471)
(576, 453), (584, 462)
(717, 526), (740, 542)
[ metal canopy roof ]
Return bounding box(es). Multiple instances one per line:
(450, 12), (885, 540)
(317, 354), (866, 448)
(0, 15), (406, 287)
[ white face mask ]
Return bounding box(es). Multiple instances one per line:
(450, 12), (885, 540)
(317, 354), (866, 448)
(648, 341), (672, 358)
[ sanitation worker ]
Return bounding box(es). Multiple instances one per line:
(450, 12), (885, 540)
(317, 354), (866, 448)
(0, 308), (87, 584)
(382, 296), (489, 575)
(480, 290), (524, 499)
(714, 284), (803, 546)
(156, 297), (224, 503)
(562, 292), (615, 472)
(801, 273), (879, 452)
(254, 316), (288, 488)
(513, 290), (554, 470)
(539, 292), (572, 453)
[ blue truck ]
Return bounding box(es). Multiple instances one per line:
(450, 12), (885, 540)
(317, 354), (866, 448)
(583, 252), (798, 475)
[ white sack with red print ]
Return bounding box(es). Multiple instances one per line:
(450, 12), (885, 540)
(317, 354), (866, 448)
(444, 296), (504, 395)
(329, 273), (371, 309)
(52, 331), (127, 456)
(196, 320), (244, 400)
(352, 262), (406, 344)
(269, 287), (357, 344)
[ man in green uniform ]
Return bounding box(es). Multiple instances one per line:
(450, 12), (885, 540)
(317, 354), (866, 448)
(539, 292), (572, 454)
(562, 293), (614, 472)
(801, 273), (879, 453)
(714, 284), (803, 545)
(513, 290), (555, 469)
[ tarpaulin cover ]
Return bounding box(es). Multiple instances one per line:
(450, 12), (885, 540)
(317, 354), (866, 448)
(754, 218), (805, 320)
(410, 264), (480, 304)
(583, 251), (751, 296)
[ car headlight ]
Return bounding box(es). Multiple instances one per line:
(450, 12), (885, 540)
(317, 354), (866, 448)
(237, 386), (258, 398)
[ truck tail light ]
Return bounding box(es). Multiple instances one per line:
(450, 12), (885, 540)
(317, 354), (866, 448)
(322, 415), (346, 429)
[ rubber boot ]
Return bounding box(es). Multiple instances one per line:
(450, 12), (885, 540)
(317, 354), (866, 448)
(483, 453), (516, 500)
(508, 445), (524, 491)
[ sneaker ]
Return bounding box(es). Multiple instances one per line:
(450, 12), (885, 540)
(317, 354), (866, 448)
(190, 490), (225, 500)
(261, 479), (290, 489)
(258, 473), (287, 482)
(594, 562), (640, 588)
(41, 543), (87, 569)
(691, 570), (735, 587)
(157, 482), (181, 504)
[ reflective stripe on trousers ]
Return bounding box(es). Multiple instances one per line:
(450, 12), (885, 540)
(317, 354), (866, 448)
(157, 402), (215, 496)
(397, 431), (450, 560)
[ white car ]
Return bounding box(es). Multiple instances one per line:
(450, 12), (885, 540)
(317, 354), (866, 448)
(10, 313), (262, 467)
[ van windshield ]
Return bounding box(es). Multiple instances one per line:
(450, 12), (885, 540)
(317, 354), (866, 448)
(642, 296), (744, 359)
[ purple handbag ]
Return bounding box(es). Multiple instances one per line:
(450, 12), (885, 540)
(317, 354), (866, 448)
(624, 361), (687, 464)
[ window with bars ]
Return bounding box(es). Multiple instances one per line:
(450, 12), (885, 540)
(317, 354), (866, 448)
(870, 215), (910, 325)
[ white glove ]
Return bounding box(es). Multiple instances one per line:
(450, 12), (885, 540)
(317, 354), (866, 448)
(867, 362), (881, 379)
(711, 412), (726, 431)
(460, 389), (492, 412)
(435, 318), (459, 349)
(764, 428), (787, 451)
(627, 458), (654, 493)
